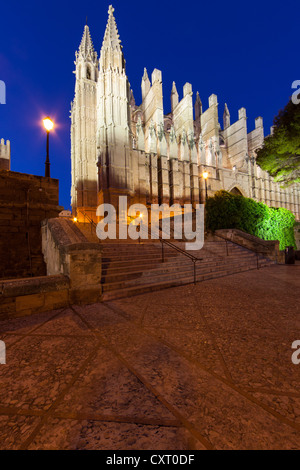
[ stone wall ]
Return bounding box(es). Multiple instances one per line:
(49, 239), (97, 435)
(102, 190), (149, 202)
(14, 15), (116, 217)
(0, 170), (62, 279)
(0, 217), (103, 319)
(0, 275), (69, 318)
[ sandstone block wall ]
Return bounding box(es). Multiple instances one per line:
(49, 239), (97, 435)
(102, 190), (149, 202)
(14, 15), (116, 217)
(0, 275), (69, 318)
(0, 171), (62, 279)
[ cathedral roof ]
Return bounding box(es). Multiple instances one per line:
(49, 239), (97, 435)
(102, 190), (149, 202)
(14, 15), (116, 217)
(101, 5), (122, 50)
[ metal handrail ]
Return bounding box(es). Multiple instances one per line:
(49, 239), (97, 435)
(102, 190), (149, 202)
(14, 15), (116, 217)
(77, 210), (97, 229)
(139, 223), (202, 284)
(214, 232), (269, 269)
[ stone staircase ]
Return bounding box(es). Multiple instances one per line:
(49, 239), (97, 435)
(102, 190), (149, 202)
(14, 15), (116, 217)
(75, 221), (275, 301)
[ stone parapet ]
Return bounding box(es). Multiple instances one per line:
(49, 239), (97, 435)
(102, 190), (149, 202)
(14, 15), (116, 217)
(215, 228), (284, 264)
(42, 218), (103, 304)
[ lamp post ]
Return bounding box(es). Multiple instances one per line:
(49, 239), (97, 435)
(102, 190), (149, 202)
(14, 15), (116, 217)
(203, 171), (208, 201)
(43, 117), (54, 178)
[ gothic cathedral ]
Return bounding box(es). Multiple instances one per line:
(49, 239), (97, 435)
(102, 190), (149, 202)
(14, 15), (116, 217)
(70, 5), (300, 221)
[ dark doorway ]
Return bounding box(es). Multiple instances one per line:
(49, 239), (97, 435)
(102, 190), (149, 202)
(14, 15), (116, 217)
(230, 187), (243, 196)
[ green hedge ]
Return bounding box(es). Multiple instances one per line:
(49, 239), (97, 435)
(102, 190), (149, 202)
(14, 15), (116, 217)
(205, 190), (296, 250)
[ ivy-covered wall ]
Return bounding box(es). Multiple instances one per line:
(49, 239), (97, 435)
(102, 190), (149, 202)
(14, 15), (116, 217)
(205, 190), (296, 250)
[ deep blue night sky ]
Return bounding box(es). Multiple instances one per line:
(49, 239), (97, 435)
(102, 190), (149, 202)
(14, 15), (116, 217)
(0, 0), (298, 210)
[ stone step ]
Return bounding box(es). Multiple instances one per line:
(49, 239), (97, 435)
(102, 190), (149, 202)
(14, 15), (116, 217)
(101, 262), (274, 301)
(75, 222), (274, 301)
(102, 253), (178, 264)
(101, 246), (243, 258)
(76, 223), (246, 252)
(101, 243), (247, 256)
(101, 251), (257, 269)
(102, 263), (253, 287)
(102, 258), (272, 292)
(101, 252), (258, 275)
(101, 245), (174, 255)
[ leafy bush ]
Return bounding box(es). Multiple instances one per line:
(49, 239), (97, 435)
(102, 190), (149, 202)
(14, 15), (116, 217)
(205, 190), (296, 249)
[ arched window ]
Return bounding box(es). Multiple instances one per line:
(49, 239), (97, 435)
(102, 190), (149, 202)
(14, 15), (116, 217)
(86, 66), (91, 80)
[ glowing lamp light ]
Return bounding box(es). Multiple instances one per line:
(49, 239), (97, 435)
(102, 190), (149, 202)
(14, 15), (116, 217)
(43, 117), (54, 132)
(73, 217), (78, 223)
(202, 171), (209, 201)
(43, 116), (54, 178)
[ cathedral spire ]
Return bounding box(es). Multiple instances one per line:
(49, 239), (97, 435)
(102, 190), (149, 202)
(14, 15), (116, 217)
(223, 103), (230, 129)
(77, 24), (97, 62)
(141, 68), (151, 100)
(171, 81), (179, 111)
(102, 5), (122, 50)
(130, 89), (136, 107)
(142, 67), (149, 81)
(195, 92), (202, 120)
(100, 5), (125, 72)
(71, 24), (98, 211)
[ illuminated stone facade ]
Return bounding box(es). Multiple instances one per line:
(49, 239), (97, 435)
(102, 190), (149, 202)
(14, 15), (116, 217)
(70, 5), (300, 220)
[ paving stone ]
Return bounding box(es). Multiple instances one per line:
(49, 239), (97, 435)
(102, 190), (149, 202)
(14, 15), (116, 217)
(54, 345), (176, 422)
(0, 336), (98, 411)
(27, 419), (201, 450)
(0, 415), (40, 450)
(0, 265), (299, 449)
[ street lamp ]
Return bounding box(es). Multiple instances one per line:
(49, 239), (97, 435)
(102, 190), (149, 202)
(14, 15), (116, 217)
(203, 171), (208, 201)
(43, 117), (54, 178)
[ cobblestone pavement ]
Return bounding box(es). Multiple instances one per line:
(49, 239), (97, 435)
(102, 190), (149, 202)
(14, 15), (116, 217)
(0, 264), (299, 450)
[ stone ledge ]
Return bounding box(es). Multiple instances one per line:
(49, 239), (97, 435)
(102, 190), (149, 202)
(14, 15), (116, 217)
(0, 169), (59, 184)
(44, 218), (89, 247)
(43, 218), (102, 253)
(0, 275), (71, 319)
(0, 273), (103, 319)
(0, 274), (69, 297)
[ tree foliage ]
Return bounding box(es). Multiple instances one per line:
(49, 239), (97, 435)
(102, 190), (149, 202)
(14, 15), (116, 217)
(256, 100), (300, 185)
(205, 190), (296, 249)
